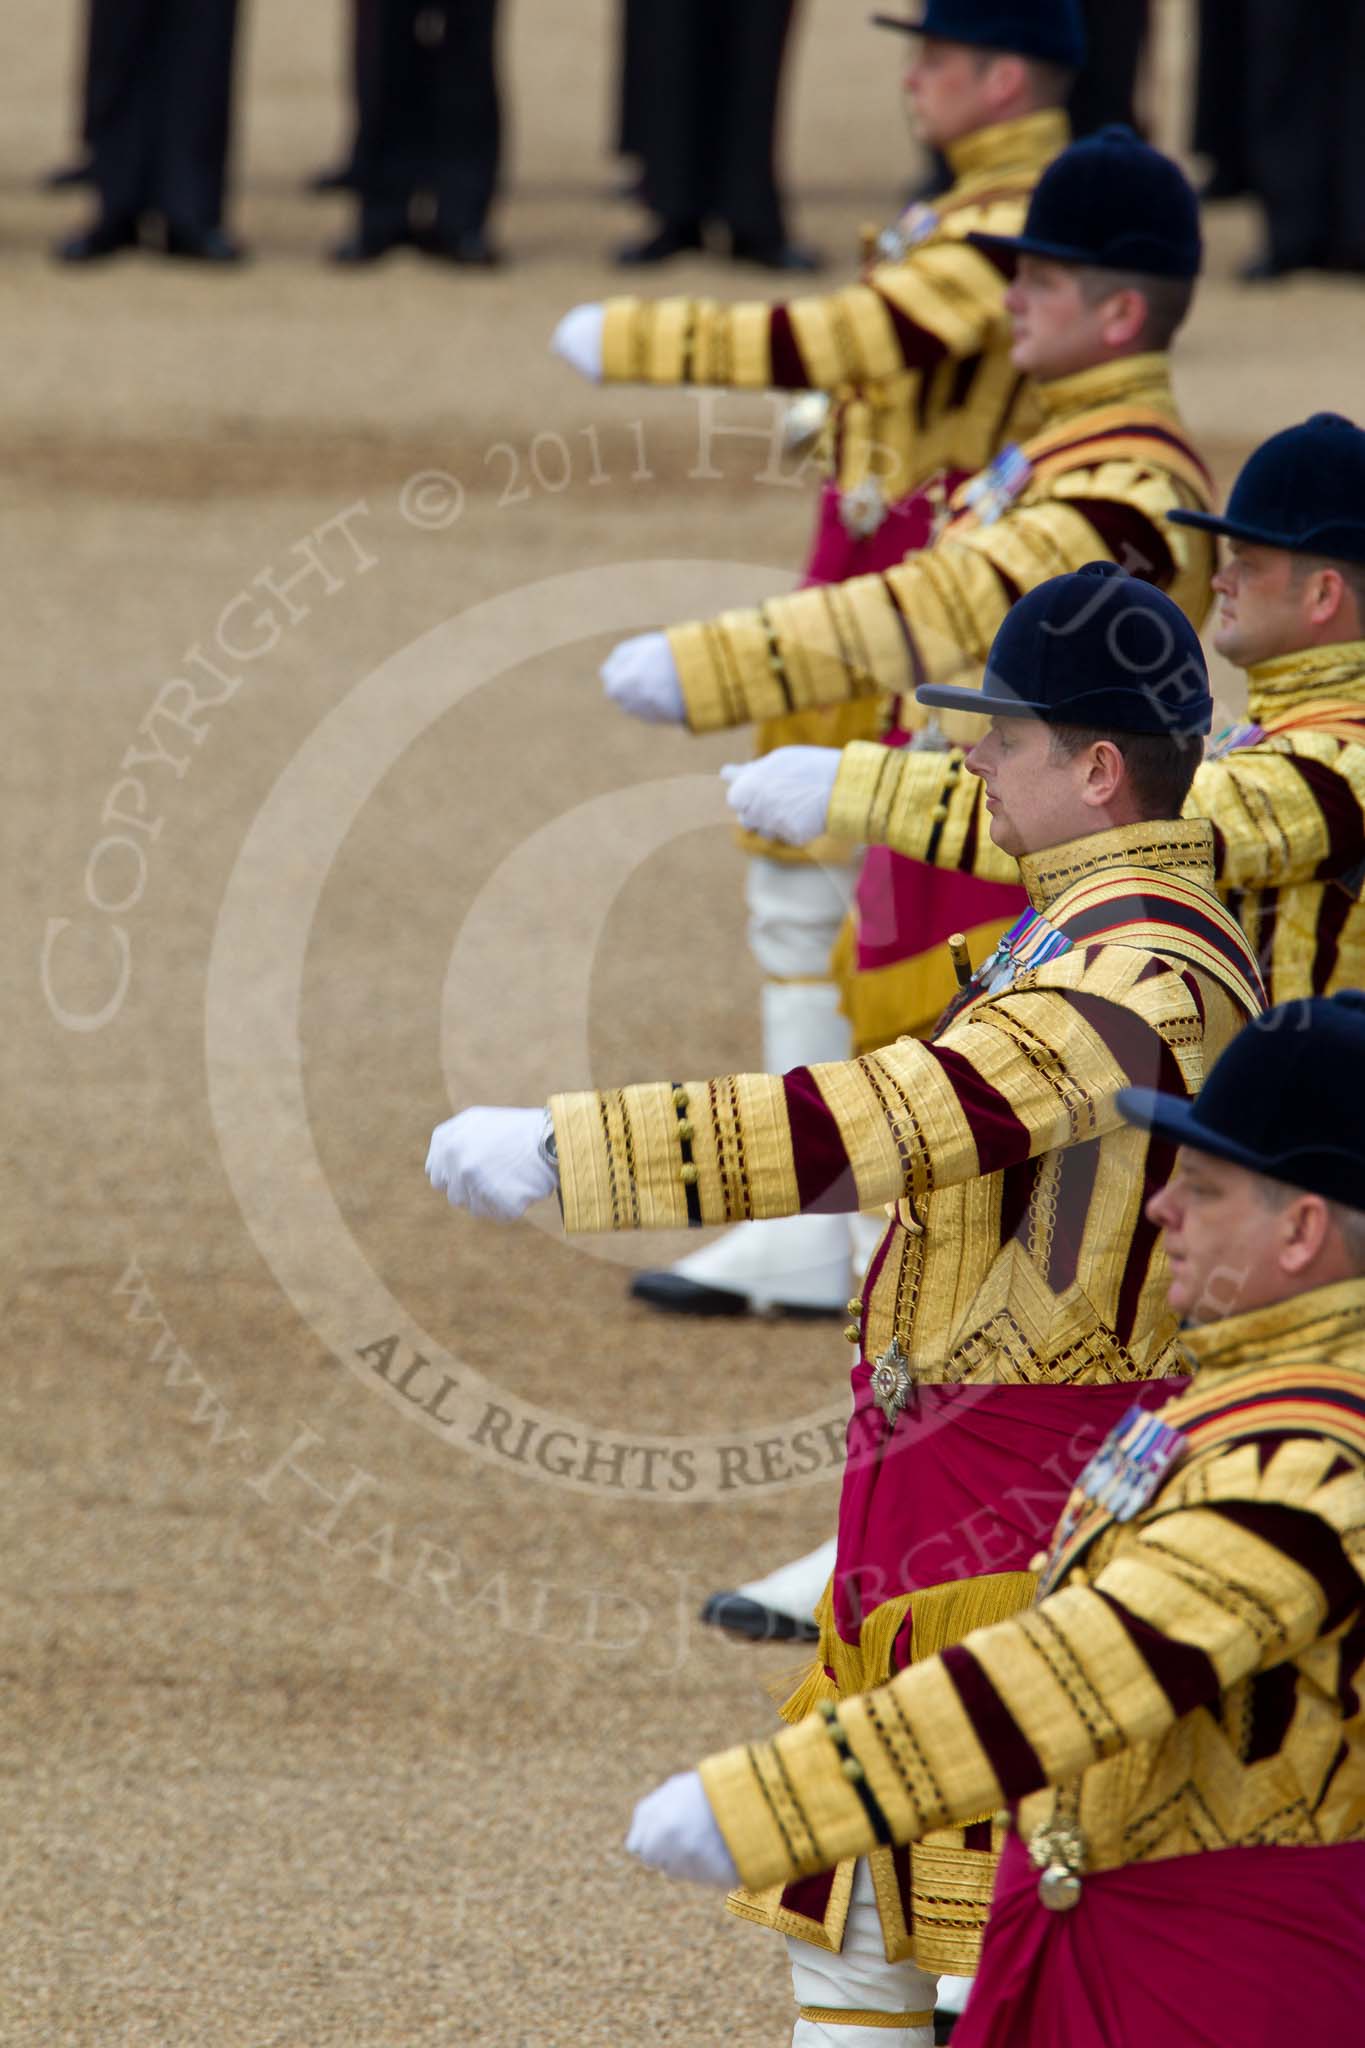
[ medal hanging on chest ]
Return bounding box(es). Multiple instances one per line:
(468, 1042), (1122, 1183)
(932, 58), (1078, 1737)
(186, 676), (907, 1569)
(963, 443), (1033, 525)
(972, 906), (1072, 998)
(876, 202), (940, 264)
(1204, 720), (1265, 761)
(1037, 1404), (1188, 1596)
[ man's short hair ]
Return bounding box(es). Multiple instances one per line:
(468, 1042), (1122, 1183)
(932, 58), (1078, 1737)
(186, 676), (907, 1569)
(971, 47), (1078, 110)
(1290, 552), (1365, 626)
(1048, 723), (1203, 820)
(1076, 266), (1197, 351)
(1259, 1176), (1365, 1277)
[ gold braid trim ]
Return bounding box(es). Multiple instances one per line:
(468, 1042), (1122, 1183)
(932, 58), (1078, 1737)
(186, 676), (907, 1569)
(797, 2010), (934, 2030)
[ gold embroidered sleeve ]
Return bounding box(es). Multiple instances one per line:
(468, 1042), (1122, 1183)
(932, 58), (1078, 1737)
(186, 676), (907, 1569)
(668, 457), (1211, 734)
(701, 1448), (1365, 1891)
(549, 955), (1194, 1236)
(1189, 736), (1365, 889)
(668, 534), (1010, 734)
(600, 296), (781, 390)
(827, 740), (1020, 885)
(549, 1076), (803, 1235)
(598, 241), (1008, 396)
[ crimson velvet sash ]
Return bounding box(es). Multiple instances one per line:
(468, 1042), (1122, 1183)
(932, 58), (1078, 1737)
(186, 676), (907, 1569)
(956, 1833), (1365, 2048)
(831, 1380), (1186, 1645)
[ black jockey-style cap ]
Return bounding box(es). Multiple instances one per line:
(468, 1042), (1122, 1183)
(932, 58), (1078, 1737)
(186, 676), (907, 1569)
(968, 125), (1203, 279)
(916, 561), (1214, 735)
(870, 0), (1087, 68)
(1119, 994), (1365, 1214)
(1168, 413), (1365, 567)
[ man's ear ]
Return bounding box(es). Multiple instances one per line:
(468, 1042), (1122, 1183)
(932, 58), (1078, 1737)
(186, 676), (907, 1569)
(1281, 1193), (1333, 1276)
(1307, 566), (1350, 632)
(1082, 739), (1127, 810)
(1099, 288), (1148, 351)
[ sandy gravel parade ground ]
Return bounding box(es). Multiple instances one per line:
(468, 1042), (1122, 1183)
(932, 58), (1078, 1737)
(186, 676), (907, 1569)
(6, 4), (1365, 2042)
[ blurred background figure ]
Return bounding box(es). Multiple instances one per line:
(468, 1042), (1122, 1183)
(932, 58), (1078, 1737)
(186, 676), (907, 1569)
(333, 0), (502, 265)
(307, 0), (382, 195)
(1068, 0), (1148, 133)
(41, 0), (96, 190)
(615, 0), (817, 271)
(614, 0), (650, 197)
(1242, 0), (1365, 279)
(56, 0), (246, 263)
(1192, 0), (1246, 200)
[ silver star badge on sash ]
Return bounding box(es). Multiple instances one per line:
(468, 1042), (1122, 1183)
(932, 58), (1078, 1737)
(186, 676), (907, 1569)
(838, 475), (888, 540)
(870, 1338), (913, 1425)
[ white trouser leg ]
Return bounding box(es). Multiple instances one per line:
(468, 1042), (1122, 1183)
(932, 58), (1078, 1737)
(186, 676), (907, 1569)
(734, 1536), (837, 1624)
(787, 1862), (937, 2046)
(934, 1976), (974, 2016)
(669, 858), (857, 1308)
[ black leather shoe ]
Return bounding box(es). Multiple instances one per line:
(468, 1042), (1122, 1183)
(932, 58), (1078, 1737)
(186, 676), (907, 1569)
(330, 223), (410, 264)
(630, 1271), (752, 1316)
(1239, 251), (1319, 283)
(614, 221), (704, 265)
(165, 224), (246, 263)
(55, 215), (139, 262)
(628, 1270), (843, 1318)
(699, 1592), (821, 1644)
(1200, 167), (1248, 202)
(420, 227), (501, 267)
(306, 162), (357, 195)
(730, 236), (822, 273)
(42, 159), (94, 191)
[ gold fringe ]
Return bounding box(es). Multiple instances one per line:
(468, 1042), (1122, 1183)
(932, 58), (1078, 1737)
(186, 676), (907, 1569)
(763, 1655), (827, 1709)
(779, 1569), (1037, 1722)
(907, 1570), (1039, 1662)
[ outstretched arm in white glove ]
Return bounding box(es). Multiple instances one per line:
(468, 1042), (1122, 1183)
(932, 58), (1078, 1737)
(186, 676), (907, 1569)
(601, 632), (687, 725)
(626, 1770), (739, 1889)
(722, 745), (841, 846)
(551, 304), (606, 382)
(425, 1107), (557, 1222)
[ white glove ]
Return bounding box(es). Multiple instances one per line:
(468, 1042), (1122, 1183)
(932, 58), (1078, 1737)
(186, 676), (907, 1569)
(601, 632), (686, 724)
(625, 1770), (739, 1888)
(551, 303), (606, 382)
(721, 746), (840, 845)
(425, 1107), (557, 1222)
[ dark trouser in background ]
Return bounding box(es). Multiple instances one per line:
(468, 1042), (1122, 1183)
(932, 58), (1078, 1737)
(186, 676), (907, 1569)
(637, 0), (797, 248)
(85, 0), (242, 234)
(1246, 0), (1365, 269)
(357, 0), (501, 246)
(340, 0), (384, 187)
(617, 0), (651, 161)
(1192, 0), (1247, 195)
(1068, 0), (1149, 136)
